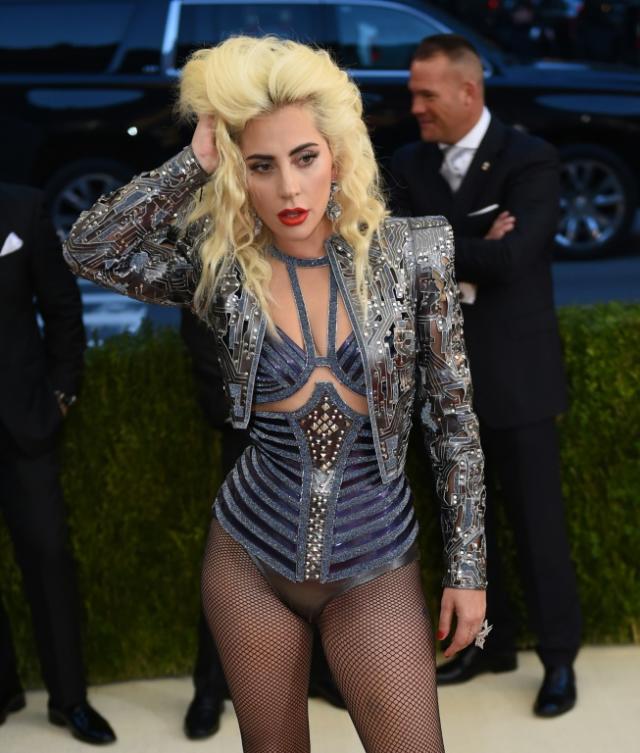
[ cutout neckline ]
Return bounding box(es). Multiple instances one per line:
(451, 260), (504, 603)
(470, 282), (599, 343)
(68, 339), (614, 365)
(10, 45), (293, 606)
(273, 324), (355, 358)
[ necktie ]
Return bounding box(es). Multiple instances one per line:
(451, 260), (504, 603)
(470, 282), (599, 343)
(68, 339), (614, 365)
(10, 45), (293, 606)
(439, 145), (466, 192)
(439, 145), (478, 304)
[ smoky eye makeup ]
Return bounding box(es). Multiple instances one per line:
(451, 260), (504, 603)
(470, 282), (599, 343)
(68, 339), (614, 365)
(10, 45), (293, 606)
(297, 150), (319, 165)
(246, 150), (320, 173)
(247, 160), (272, 173)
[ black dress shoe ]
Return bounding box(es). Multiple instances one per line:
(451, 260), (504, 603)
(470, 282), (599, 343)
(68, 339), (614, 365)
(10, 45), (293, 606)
(436, 645), (518, 685)
(48, 701), (116, 745)
(534, 665), (576, 717)
(0, 685), (26, 725)
(309, 677), (346, 709)
(184, 692), (224, 739)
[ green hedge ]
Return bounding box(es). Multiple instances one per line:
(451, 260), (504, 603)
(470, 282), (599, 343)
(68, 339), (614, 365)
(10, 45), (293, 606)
(1, 303), (638, 688)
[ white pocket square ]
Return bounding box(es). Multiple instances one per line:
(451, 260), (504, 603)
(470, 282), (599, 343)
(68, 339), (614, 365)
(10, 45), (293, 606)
(467, 204), (499, 217)
(0, 232), (23, 257)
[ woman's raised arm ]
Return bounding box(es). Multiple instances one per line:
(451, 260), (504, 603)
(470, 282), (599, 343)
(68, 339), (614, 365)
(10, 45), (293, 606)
(63, 118), (218, 307)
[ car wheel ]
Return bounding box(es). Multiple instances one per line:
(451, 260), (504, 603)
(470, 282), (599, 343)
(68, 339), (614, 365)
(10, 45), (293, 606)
(44, 158), (134, 240)
(555, 144), (637, 259)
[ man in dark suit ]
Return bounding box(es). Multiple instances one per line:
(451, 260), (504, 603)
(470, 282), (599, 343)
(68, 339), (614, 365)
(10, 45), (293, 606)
(0, 183), (115, 743)
(180, 310), (345, 740)
(389, 34), (582, 717)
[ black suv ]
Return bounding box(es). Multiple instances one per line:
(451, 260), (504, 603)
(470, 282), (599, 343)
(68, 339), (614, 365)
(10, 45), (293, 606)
(1, 0), (640, 258)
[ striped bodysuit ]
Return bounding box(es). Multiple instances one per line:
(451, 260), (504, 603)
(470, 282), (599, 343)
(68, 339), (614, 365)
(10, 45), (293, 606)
(213, 246), (419, 621)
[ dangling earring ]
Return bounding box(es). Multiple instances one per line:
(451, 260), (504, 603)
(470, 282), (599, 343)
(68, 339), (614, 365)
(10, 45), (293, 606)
(326, 181), (342, 222)
(250, 208), (263, 235)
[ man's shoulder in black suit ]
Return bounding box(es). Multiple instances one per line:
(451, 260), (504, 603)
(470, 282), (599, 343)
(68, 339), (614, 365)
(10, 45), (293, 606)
(0, 182), (47, 243)
(392, 118), (557, 171)
(390, 140), (430, 173)
(494, 120), (557, 164)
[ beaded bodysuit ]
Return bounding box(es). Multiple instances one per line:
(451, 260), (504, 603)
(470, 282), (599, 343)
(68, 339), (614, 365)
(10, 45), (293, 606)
(213, 247), (419, 616)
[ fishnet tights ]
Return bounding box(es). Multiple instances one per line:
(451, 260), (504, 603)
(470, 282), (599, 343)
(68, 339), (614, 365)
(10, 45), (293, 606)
(202, 520), (445, 753)
(318, 562), (445, 753)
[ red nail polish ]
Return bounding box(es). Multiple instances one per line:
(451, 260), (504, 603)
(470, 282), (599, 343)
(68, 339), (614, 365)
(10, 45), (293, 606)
(437, 630), (446, 640)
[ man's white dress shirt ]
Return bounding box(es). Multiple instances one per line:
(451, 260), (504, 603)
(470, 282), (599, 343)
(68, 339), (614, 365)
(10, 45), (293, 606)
(438, 107), (492, 304)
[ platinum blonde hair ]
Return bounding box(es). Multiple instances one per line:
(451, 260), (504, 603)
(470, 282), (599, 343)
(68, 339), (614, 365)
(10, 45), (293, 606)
(178, 35), (387, 320)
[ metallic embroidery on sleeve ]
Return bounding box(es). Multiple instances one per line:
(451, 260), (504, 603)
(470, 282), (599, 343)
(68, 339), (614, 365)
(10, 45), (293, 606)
(409, 218), (487, 589)
(63, 146), (209, 306)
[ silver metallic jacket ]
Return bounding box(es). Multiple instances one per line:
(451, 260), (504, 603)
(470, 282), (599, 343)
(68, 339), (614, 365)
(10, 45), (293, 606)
(64, 147), (487, 589)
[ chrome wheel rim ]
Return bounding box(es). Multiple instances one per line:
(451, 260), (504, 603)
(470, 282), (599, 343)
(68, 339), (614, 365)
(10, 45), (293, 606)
(556, 158), (626, 255)
(51, 172), (123, 240)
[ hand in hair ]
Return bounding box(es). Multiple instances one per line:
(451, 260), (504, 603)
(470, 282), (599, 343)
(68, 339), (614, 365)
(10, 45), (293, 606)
(191, 114), (219, 174)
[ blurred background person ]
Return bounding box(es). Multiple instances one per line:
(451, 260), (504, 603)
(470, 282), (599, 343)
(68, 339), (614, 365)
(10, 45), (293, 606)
(179, 309), (345, 740)
(0, 183), (116, 744)
(390, 33), (582, 718)
(179, 308), (244, 740)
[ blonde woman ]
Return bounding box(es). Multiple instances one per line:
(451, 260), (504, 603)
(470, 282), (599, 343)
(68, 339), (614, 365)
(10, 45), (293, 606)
(65, 36), (487, 753)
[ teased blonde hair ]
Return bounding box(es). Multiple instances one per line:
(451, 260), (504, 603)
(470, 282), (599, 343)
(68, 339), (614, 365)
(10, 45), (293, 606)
(178, 35), (387, 320)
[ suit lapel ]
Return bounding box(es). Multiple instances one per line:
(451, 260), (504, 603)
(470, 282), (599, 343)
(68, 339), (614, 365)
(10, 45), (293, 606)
(211, 262), (266, 427)
(326, 231), (409, 483)
(450, 118), (507, 224)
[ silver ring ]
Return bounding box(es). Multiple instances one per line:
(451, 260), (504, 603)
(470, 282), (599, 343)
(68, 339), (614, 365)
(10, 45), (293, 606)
(474, 619), (493, 650)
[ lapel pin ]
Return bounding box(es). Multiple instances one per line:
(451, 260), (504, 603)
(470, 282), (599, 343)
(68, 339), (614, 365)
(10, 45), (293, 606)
(481, 161), (491, 171)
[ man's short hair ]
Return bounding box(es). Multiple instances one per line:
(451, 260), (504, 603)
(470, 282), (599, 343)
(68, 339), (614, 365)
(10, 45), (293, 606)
(412, 34), (482, 66)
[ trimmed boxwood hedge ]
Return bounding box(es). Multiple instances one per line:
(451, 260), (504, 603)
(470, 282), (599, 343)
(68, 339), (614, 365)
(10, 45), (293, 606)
(1, 303), (638, 688)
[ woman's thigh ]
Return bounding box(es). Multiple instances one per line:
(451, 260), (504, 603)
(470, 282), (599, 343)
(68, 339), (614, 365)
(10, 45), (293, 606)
(201, 519), (314, 753)
(318, 561), (445, 753)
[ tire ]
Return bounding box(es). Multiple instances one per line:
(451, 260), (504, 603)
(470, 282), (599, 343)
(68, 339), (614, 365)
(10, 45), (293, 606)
(44, 158), (135, 240)
(555, 144), (637, 260)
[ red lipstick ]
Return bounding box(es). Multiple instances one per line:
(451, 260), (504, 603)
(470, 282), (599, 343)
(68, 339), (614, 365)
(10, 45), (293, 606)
(278, 208), (309, 226)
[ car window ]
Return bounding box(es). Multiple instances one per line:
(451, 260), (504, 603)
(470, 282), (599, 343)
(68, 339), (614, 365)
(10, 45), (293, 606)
(0, 2), (134, 73)
(332, 3), (440, 69)
(176, 4), (323, 68)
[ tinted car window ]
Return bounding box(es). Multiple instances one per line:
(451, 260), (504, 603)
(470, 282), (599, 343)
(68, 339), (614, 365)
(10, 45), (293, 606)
(0, 2), (134, 73)
(115, 1), (168, 74)
(333, 3), (439, 69)
(176, 4), (323, 67)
